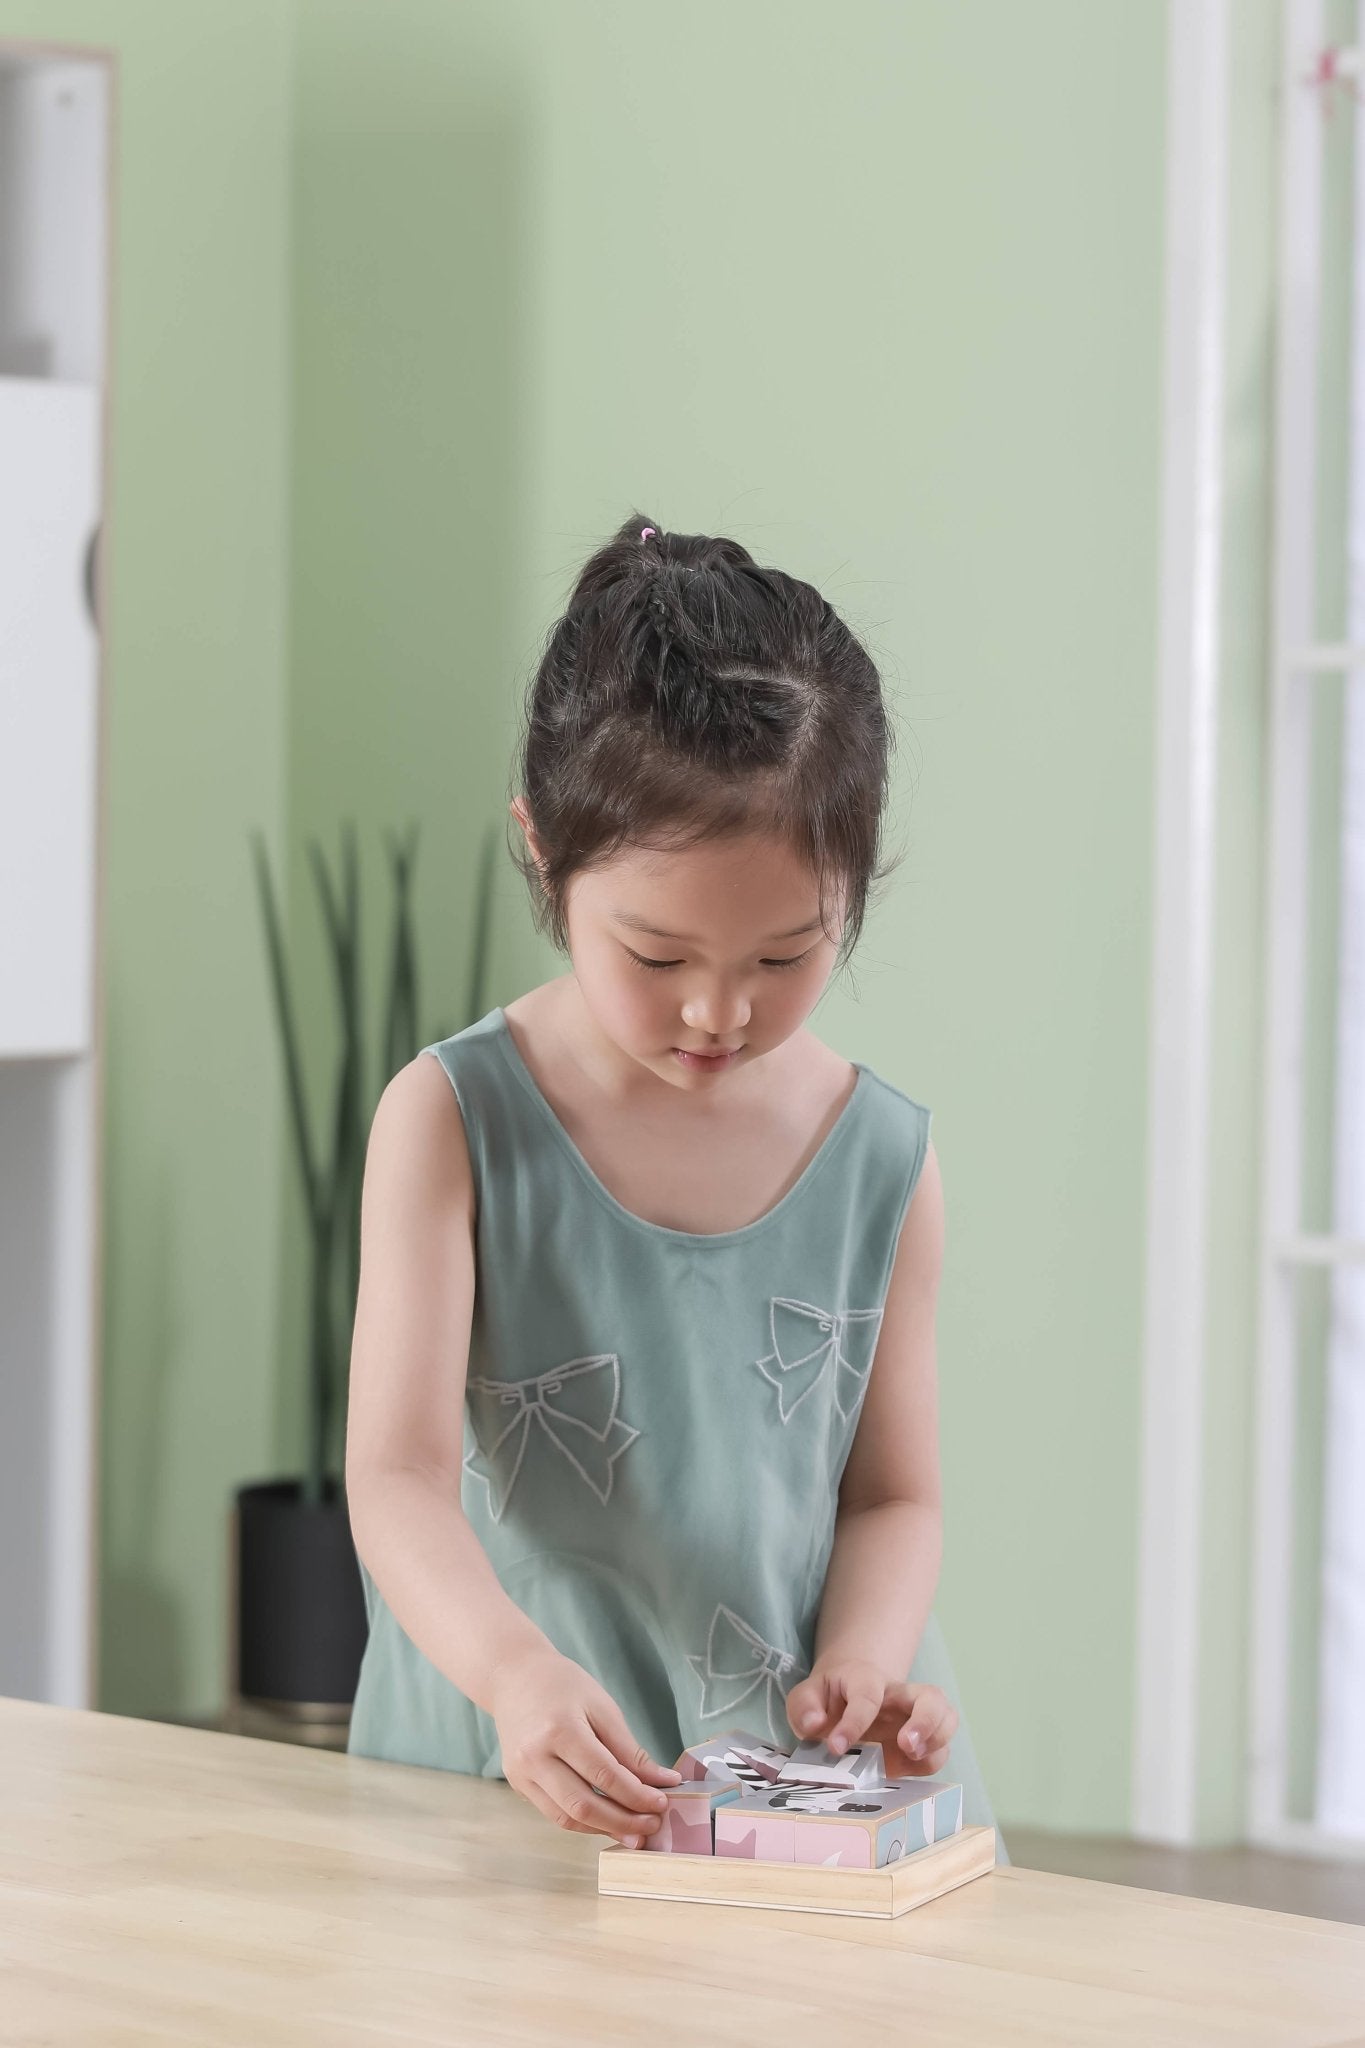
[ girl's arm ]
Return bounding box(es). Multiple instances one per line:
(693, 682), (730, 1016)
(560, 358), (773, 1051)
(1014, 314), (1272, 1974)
(345, 1055), (680, 1840)
(344, 1054), (551, 1705)
(786, 1140), (954, 1763)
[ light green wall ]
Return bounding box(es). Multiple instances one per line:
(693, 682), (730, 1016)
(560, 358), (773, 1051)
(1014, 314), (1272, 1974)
(0, 2), (296, 1717)
(286, 0), (1170, 1837)
(18, 0), (1300, 1845)
(277, 2), (540, 1475)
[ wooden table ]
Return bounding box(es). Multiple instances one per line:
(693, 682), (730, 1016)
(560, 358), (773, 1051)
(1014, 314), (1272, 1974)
(4, 1699), (1365, 2047)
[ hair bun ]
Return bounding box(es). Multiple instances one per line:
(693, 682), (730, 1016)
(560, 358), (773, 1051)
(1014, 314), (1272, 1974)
(517, 511), (891, 966)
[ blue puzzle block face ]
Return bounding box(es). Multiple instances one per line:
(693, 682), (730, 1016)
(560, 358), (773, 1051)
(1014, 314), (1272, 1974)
(931, 1783), (964, 1839)
(876, 1807), (910, 1864)
(901, 1798), (933, 1853)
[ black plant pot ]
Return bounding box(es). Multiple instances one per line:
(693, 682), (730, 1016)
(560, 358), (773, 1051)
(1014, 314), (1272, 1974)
(233, 1478), (369, 1714)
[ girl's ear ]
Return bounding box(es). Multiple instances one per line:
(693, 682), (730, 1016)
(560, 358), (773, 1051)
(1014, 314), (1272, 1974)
(509, 795), (546, 873)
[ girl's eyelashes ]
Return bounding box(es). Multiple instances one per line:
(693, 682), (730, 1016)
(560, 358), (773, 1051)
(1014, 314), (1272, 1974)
(623, 947), (819, 975)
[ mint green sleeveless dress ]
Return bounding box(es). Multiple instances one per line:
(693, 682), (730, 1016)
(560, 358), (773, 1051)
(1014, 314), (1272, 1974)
(347, 1008), (1008, 1863)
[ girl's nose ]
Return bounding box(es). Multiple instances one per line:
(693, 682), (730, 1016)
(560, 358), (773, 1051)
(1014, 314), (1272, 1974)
(680, 986), (751, 1036)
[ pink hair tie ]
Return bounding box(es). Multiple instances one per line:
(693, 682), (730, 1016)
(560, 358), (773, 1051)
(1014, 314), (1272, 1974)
(640, 526), (656, 541)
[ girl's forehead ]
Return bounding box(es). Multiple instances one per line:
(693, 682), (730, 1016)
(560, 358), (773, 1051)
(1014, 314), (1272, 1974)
(596, 829), (814, 890)
(572, 833), (842, 940)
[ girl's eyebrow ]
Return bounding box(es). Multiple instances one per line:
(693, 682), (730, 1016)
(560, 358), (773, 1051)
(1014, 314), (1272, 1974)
(611, 910), (825, 944)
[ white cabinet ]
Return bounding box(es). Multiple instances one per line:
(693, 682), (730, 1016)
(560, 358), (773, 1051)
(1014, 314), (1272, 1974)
(0, 376), (101, 1055)
(0, 44), (111, 1710)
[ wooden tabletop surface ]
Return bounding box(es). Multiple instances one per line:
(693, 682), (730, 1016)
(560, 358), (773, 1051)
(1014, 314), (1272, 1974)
(5, 1698), (1365, 2047)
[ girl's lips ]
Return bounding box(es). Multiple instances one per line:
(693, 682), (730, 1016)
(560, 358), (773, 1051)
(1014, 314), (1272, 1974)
(672, 1047), (740, 1070)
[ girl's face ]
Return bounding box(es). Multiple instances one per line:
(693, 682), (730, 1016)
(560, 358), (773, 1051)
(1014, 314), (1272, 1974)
(544, 820), (846, 1090)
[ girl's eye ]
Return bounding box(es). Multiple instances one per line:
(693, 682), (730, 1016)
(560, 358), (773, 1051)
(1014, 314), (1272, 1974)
(625, 945), (820, 975)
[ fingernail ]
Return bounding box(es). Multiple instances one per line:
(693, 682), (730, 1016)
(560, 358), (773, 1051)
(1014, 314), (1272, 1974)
(801, 1711), (822, 1731)
(905, 1733), (924, 1757)
(623, 1834), (641, 1850)
(829, 1734), (847, 1755)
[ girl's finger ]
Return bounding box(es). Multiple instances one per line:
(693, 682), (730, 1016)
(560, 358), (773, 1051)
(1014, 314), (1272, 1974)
(876, 1679), (923, 1730)
(519, 1776), (597, 1837)
(912, 1692), (957, 1753)
(786, 1671), (835, 1740)
(879, 1687), (945, 1753)
(570, 1736), (672, 1818)
(885, 1740), (952, 1781)
(538, 1759), (663, 1845)
(898, 1688), (954, 1761)
(929, 1700), (960, 1749)
(825, 1676), (885, 1754)
(587, 1699), (683, 1789)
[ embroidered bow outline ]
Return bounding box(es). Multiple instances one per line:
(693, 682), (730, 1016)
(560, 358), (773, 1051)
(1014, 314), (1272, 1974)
(686, 1605), (807, 1744)
(464, 1354), (639, 1523)
(755, 1298), (884, 1423)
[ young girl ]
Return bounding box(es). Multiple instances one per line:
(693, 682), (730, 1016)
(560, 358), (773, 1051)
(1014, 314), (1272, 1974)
(344, 515), (1008, 1864)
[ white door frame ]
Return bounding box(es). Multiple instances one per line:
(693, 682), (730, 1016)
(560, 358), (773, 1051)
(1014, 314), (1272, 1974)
(1246, 0), (1365, 1865)
(1131, 0), (1229, 1849)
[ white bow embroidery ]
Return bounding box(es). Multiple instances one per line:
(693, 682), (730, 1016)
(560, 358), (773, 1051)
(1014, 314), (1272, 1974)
(464, 1354), (639, 1523)
(686, 1606), (807, 1743)
(755, 1298), (884, 1423)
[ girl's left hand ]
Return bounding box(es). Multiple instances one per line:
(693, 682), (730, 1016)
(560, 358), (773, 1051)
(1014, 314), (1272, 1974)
(784, 1658), (958, 1776)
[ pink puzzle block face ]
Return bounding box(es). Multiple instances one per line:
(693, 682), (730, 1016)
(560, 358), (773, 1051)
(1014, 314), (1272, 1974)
(793, 1824), (874, 1869)
(714, 1808), (796, 1862)
(714, 1784), (932, 1868)
(643, 1781), (741, 1854)
(650, 1801), (717, 1855)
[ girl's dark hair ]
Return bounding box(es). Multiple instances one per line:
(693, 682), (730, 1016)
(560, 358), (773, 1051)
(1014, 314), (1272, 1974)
(513, 513), (895, 963)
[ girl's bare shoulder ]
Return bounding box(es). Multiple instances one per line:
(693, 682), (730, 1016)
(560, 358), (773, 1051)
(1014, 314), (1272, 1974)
(367, 1049), (473, 1210)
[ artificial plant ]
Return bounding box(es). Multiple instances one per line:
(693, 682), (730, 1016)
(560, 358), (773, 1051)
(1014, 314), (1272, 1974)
(250, 819), (500, 1504)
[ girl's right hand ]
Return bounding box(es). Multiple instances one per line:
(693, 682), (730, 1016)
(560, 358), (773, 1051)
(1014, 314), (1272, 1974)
(489, 1644), (683, 1847)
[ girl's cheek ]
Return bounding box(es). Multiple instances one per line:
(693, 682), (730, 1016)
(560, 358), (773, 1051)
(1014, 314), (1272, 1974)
(622, 969), (668, 1035)
(787, 965), (834, 1026)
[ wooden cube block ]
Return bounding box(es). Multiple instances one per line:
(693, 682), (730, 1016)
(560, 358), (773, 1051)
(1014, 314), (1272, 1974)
(674, 1728), (791, 1789)
(777, 1740), (885, 1790)
(643, 1778), (740, 1854)
(922, 1780), (964, 1839)
(715, 1781), (964, 1869)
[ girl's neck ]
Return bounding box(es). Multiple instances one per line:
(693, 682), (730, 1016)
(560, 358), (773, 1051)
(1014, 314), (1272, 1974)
(511, 973), (809, 1119)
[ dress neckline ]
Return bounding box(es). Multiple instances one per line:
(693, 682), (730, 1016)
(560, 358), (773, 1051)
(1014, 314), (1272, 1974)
(491, 1006), (868, 1248)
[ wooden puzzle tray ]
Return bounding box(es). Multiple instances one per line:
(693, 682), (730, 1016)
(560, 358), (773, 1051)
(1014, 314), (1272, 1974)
(598, 1822), (997, 1919)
